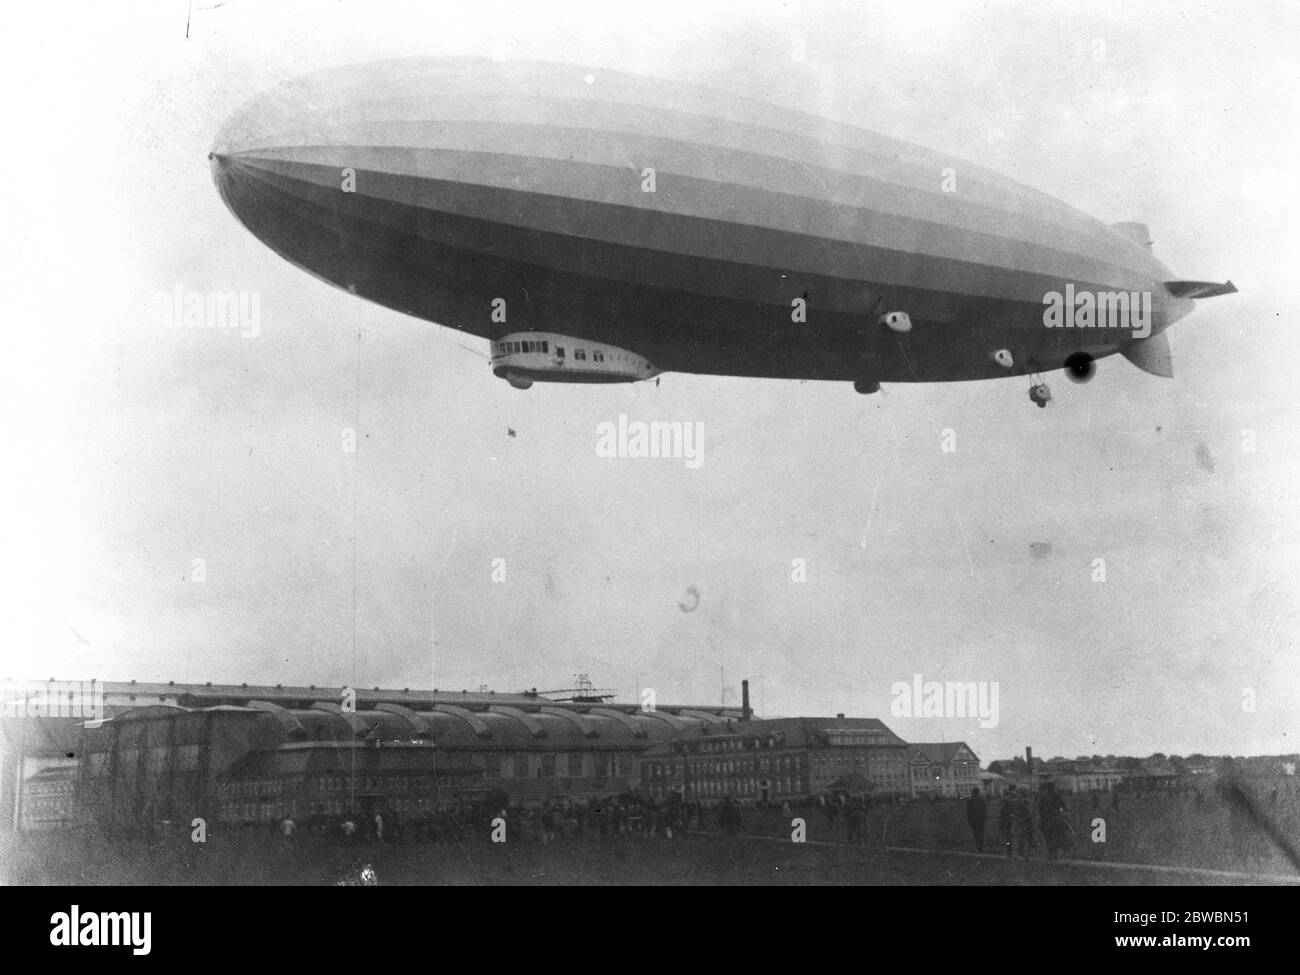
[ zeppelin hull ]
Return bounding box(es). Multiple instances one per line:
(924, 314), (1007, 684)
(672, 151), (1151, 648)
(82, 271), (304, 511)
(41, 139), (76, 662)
(211, 58), (1189, 383)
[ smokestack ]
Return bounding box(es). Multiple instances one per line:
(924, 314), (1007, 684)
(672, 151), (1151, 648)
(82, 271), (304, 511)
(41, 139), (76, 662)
(1026, 746), (1034, 770)
(741, 679), (752, 721)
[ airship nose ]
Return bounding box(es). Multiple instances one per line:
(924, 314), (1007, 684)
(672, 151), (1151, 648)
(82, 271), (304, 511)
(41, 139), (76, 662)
(208, 70), (392, 301)
(208, 70), (366, 228)
(207, 149), (237, 216)
(207, 78), (314, 232)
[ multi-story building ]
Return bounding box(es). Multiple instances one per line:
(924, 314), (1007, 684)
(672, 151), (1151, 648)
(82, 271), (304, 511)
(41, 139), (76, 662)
(908, 742), (981, 798)
(17, 758), (77, 831)
(641, 716), (910, 803)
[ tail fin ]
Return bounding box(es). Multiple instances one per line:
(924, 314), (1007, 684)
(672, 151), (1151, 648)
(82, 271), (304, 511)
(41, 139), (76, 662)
(1165, 280), (1237, 299)
(1121, 332), (1174, 378)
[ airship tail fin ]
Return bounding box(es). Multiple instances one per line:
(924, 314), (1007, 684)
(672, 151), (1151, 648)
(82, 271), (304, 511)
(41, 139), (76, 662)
(1121, 331), (1175, 378)
(1164, 279), (1238, 299)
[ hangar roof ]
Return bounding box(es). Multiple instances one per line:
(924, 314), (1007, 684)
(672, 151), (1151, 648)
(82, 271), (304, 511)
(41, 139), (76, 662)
(86, 701), (725, 750)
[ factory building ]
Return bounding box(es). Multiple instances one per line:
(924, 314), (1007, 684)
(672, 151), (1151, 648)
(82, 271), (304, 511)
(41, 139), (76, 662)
(2, 680), (741, 832)
(640, 716), (911, 804)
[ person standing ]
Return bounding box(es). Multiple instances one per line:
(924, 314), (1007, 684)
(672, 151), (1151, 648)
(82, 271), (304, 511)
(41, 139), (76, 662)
(845, 801), (864, 846)
(965, 787), (988, 852)
(278, 815), (297, 858)
(1037, 782), (1068, 860)
(1011, 787), (1035, 859)
(996, 787), (1016, 857)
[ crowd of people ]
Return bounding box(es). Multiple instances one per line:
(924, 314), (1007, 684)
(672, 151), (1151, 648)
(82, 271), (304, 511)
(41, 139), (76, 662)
(114, 776), (1293, 876)
(967, 782), (1073, 860)
(270, 794), (725, 847)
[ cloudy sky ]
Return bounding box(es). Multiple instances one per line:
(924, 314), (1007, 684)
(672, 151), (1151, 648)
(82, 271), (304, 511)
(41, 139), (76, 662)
(2, 0), (1297, 762)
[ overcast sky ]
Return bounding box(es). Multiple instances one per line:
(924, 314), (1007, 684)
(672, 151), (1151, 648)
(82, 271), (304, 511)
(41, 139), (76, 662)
(2, 0), (1297, 762)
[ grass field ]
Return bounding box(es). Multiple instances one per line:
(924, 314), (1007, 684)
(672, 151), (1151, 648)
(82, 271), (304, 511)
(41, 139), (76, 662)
(737, 791), (1300, 876)
(5, 787), (1297, 886)
(3, 823), (1294, 886)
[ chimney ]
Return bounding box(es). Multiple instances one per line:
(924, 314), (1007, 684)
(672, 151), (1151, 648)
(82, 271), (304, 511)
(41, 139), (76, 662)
(1026, 745), (1034, 771)
(741, 680), (752, 721)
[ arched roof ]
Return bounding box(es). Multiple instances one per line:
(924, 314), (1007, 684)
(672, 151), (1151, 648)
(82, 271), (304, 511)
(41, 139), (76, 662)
(487, 705), (546, 738)
(83, 700), (728, 753)
(432, 704), (492, 739)
(539, 706), (599, 738)
(373, 703), (433, 736)
(247, 700), (306, 736)
(310, 701), (370, 737)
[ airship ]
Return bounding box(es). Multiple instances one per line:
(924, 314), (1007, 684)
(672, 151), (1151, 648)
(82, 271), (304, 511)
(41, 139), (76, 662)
(210, 57), (1235, 407)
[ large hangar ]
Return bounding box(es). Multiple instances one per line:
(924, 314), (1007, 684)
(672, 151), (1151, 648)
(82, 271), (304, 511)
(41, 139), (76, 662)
(4, 681), (741, 832)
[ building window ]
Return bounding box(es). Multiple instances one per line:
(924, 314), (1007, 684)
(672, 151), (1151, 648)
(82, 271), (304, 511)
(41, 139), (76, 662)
(540, 754), (556, 778)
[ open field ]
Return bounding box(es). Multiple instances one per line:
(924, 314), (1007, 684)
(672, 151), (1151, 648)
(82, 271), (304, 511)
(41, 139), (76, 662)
(6, 784), (1298, 886)
(3, 826), (1295, 886)
(736, 790), (1300, 873)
